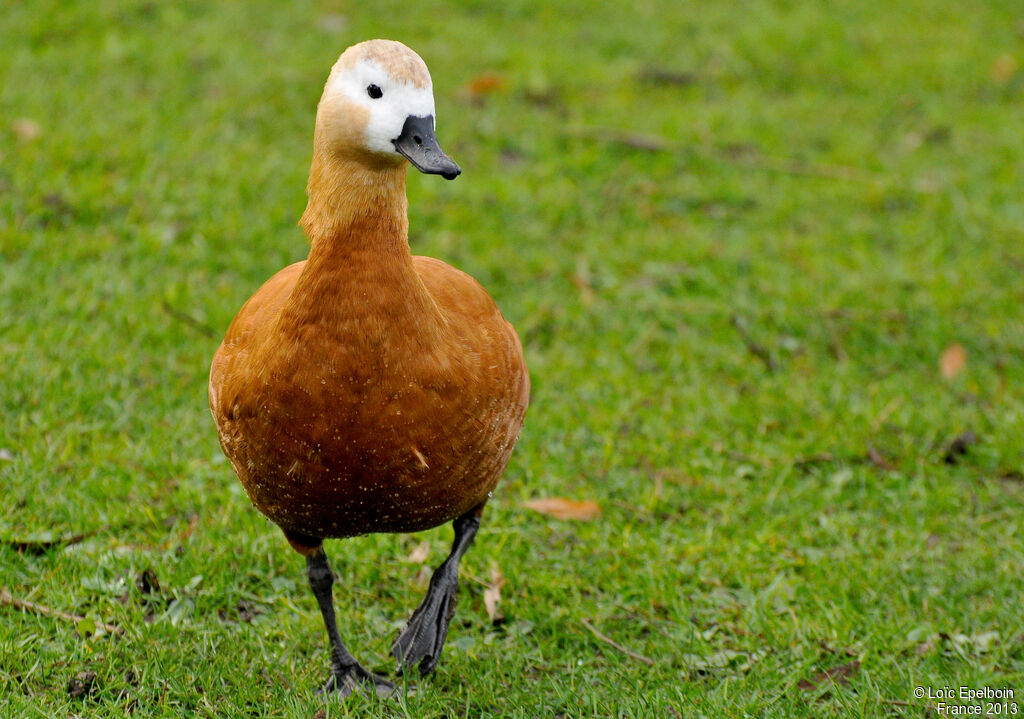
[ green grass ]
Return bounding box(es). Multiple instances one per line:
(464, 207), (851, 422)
(2, 0), (1024, 716)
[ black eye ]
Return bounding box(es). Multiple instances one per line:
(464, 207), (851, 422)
(366, 84), (383, 99)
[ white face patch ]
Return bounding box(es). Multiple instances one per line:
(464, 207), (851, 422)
(326, 58), (436, 155)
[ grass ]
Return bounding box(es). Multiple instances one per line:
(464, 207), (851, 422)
(2, 0), (1023, 716)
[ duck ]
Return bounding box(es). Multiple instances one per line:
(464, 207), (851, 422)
(208, 39), (529, 697)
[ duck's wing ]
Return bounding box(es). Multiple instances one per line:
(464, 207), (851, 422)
(412, 255), (530, 415)
(209, 260), (306, 424)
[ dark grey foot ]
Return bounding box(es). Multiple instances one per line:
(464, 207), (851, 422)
(320, 664), (397, 698)
(392, 562), (460, 675)
(392, 510), (482, 676)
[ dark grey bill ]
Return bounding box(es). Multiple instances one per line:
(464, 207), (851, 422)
(392, 115), (461, 180)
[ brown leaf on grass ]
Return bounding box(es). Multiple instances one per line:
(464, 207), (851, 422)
(402, 541), (430, 564)
(990, 53), (1018, 83)
(798, 660), (860, 690)
(483, 566), (505, 622)
(939, 343), (967, 380)
(523, 497), (601, 521)
(463, 73), (505, 98)
(11, 118), (41, 142)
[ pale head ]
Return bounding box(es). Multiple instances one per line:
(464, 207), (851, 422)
(314, 40), (460, 179)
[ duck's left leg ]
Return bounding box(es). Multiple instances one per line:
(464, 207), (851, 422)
(391, 506), (482, 676)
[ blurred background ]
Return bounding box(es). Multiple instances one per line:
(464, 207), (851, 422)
(2, 1), (1023, 715)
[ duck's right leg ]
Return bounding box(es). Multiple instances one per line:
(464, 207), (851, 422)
(294, 537), (396, 698)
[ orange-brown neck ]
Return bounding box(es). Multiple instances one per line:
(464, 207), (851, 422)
(300, 149), (409, 248)
(285, 151), (445, 348)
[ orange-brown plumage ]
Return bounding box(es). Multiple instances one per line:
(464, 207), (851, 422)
(208, 39), (527, 691)
(209, 178), (528, 539)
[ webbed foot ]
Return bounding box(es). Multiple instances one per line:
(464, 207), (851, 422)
(392, 563), (460, 675)
(320, 663), (397, 698)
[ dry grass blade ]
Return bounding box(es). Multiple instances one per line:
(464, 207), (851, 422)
(160, 300), (216, 338)
(730, 314), (777, 373)
(581, 617), (654, 666)
(0, 587), (123, 636)
(3, 529), (101, 555)
(867, 446), (897, 471)
(567, 125), (674, 152)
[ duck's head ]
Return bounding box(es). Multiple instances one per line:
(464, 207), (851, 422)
(314, 39), (461, 180)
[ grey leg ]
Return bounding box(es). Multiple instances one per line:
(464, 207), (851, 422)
(306, 548), (396, 697)
(391, 510), (481, 675)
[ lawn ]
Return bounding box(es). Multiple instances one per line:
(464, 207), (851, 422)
(2, 0), (1023, 716)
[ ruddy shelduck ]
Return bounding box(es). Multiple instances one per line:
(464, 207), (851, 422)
(209, 39), (529, 696)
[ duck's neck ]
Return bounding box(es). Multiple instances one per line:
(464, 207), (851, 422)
(300, 151), (409, 251)
(285, 152), (442, 342)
